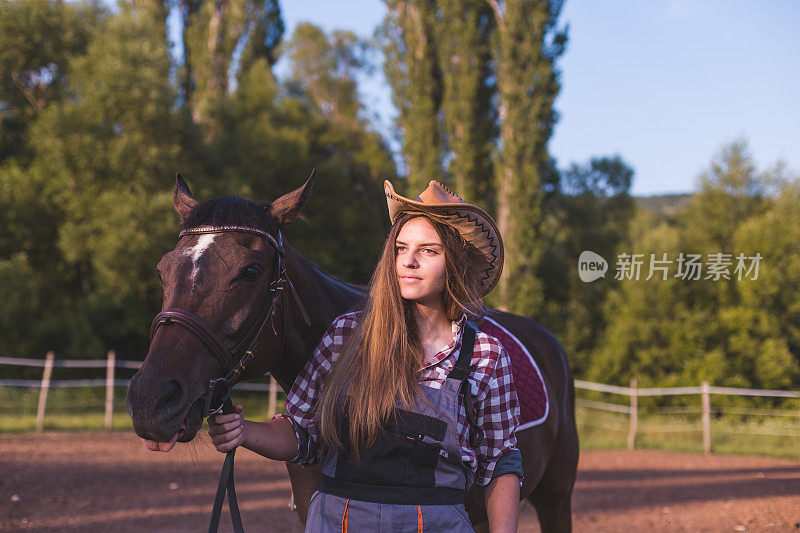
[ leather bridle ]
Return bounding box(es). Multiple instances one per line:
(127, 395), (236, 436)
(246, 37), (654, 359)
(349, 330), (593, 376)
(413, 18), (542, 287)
(148, 224), (311, 533)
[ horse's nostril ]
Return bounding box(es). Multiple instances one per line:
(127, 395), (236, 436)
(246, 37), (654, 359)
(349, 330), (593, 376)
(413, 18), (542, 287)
(160, 379), (185, 412)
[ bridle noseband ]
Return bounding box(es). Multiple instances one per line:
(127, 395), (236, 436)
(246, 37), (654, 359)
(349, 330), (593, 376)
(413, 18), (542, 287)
(149, 225), (310, 416)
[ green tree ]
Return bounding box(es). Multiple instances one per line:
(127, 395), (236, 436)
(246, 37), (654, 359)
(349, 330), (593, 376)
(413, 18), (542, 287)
(736, 176), (800, 374)
(379, 0), (568, 319)
(0, 0), (104, 163)
(21, 1), (183, 355)
(590, 140), (800, 390)
(435, 0), (496, 204)
(285, 24), (370, 131)
(539, 155), (635, 377)
(488, 0), (568, 316)
(682, 138), (770, 256)
(381, 0), (443, 193)
(180, 0), (283, 142)
(278, 23), (397, 283)
(589, 210), (690, 386)
(0, 2), (401, 360)
(185, 21), (396, 283)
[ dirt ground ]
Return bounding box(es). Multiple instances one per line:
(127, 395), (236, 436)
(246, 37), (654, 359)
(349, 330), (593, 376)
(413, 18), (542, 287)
(1, 432), (799, 532)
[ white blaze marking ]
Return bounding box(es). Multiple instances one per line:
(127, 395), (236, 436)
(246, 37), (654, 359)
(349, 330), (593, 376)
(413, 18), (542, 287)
(187, 234), (216, 285)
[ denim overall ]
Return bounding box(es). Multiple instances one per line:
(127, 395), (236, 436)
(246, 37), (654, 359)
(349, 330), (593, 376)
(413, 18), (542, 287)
(304, 326), (478, 532)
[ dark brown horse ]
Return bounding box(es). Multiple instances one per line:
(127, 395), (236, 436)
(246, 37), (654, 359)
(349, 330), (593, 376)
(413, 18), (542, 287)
(126, 175), (578, 532)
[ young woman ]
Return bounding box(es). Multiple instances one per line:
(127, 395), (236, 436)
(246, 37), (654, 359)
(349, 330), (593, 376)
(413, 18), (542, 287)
(208, 180), (523, 532)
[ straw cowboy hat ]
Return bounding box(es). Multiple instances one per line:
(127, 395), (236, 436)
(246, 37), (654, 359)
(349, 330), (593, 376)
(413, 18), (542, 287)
(384, 180), (504, 296)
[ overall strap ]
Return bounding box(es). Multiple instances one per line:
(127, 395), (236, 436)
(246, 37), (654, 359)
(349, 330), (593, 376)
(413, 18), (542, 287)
(447, 323), (476, 382)
(446, 323), (484, 447)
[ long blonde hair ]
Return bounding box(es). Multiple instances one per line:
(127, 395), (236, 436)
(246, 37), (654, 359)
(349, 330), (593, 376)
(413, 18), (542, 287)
(315, 212), (486, 459)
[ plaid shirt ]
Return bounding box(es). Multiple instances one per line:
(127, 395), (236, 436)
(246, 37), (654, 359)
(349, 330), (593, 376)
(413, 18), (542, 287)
(273, 311), (522, 486)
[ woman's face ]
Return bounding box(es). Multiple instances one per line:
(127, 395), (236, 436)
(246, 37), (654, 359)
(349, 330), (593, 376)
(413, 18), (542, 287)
(395, 217), (447, 306)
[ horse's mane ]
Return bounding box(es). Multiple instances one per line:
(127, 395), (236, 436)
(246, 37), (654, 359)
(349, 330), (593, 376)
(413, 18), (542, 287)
(180, 196), (272, 231)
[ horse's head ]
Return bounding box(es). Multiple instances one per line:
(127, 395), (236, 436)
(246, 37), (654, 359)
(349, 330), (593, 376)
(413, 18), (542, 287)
(126, 173), (314, 451)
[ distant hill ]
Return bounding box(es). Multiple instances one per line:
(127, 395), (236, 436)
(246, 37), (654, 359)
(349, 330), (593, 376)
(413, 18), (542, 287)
(634, 193), (692, 216)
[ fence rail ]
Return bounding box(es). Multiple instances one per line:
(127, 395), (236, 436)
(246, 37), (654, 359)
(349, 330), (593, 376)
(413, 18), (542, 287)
(0, 356), (143, 369)
(0, 353), (278, 432)
(575, 377), (800, 459)
(575, 379), (800, 399)
(2, 355), (799, 458)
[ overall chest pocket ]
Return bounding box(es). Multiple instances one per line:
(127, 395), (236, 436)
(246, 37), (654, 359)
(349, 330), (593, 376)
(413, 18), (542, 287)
(336, 408), (448, 487)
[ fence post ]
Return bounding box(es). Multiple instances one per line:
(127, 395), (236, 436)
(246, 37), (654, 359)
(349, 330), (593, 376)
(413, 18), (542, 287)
(36, 351), (54, 433)
(701, 380), (711, 455)
(268, 374), (277, 419)
(105, 350), (116, 431)
(627, 378), (638, 451)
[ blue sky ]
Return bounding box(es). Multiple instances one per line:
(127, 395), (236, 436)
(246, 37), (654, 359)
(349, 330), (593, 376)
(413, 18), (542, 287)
(279, 1), (800, 195)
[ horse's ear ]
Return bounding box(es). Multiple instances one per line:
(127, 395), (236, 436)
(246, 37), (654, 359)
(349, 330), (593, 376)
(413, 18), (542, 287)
(173, 172), (198, 224)
(270, 169), (316, 226)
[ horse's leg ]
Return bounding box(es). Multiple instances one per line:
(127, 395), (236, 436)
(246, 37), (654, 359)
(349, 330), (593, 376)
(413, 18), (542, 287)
(285, 462), (322, 526)
(525, 414), (579, 533)
(528, 486), (573, 533)
(529, 481), (574, 533)
(463, 482), (487, 529)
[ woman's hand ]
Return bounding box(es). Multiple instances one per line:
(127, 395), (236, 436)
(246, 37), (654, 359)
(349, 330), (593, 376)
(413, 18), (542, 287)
(208, 404), (245, 452)
(207, 409), (301, 461)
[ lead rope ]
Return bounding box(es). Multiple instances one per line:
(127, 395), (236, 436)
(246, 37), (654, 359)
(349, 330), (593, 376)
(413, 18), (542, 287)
(208, 396), (244, 533)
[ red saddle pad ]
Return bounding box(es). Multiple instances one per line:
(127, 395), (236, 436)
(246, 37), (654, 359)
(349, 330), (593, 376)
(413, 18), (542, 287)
(477, 317), (549, 429)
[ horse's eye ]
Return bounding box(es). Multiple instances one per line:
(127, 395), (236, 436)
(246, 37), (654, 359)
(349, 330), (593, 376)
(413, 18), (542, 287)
(241, 264), (263, 281)
(157, 269), (162, 282)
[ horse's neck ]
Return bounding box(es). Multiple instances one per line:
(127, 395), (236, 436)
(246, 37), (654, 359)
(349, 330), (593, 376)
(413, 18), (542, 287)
(268, 244), (364, 390)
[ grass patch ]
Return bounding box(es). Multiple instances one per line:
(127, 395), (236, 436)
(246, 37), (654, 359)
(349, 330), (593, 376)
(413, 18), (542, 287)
(576, 402), (800, 460)
(0, 386), (286, 433)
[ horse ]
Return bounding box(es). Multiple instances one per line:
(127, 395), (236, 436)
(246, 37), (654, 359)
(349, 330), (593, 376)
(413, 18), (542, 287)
(126, 174), (579, 532)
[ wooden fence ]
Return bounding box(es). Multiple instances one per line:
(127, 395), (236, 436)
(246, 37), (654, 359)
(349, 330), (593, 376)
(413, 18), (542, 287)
(0, 353), (279, 432)
(576, 378), (800, 458)
(2, 354), (799, 459)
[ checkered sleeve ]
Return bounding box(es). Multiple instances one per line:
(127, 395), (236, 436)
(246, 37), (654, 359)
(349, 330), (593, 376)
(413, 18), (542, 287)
(471, 335), (523, 486)
(271, 312), (358, 466)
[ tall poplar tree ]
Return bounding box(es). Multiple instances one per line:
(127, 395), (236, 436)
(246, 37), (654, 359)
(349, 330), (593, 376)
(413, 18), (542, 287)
(487, 0), (567, 314)
(381, 0), (443, 193)
(436, 0), (496, 205)
(180, 0), (283, 141)
(381, 0), (567, 315)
